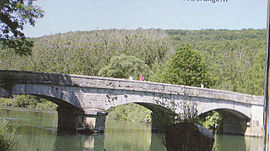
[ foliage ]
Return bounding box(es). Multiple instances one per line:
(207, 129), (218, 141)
(98, 54), (151, 80)
(249, 49), (266, 95)
(166, 29), (265, 43)
(158, 44), (212, 87)
(107, 103), (152, 123)
(197, 111), (222, 130)
(166, 29), (266, 95)
(202, 39), (266, 95)
(148, 61), (166, 82)
(0, 0), (44, 55)
(0, 95), (57, 109)
(0, 117), (16, 151)
(0, 29), (172, 75)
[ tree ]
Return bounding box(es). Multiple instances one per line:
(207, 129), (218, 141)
(98, 54), (151, 80)
(161, 45), (212, 87)
(0, 0), (44, 55)
(249, 48), (265, 95)
(198, 111), (222, 131)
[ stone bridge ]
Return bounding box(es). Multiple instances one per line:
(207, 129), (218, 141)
(0, 70), (264, 136)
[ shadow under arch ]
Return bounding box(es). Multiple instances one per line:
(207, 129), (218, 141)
(105, 102), (170, 151)
(136, 102), (177, 132)
(106, 102), (177, 132)
(33, 94), (82, 111)
(199, 108), (250, 136)
(199, 106), (251, 119)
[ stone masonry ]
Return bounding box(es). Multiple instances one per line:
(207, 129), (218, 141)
(0, 70), (264, 136)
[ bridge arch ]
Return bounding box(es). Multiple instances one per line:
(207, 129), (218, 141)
(0, 84), (83, 110)
(0, 82), (87, 134)
(198, 106), (251, 119)
(199, 108), (250, 135)
(106, 102), (177, 132)
(0, 92), (87, 134)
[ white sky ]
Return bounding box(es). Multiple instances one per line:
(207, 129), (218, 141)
(23, 0), (268, 37)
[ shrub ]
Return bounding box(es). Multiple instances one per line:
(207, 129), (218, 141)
(0, 118), (16, 151)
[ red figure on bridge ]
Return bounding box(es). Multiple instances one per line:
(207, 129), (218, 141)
(140, 75), (144, 81)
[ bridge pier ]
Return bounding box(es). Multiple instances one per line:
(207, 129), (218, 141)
(220, 117), (263, 137)
(57, 107), (107, 134)
(218, 110), (263, 137)
(245, 120), (264, 137)
(151, 108), (176, 132)
(82, 109), (107, 133)
(221, 117), (248, 135)
(57, 107), (84, 134)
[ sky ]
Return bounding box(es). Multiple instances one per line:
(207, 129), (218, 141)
(23, 0), (268, 37)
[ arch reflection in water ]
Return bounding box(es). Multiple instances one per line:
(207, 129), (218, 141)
(54, 120), (166, 151)
(105, 120), (153, 151)
(213, 134), (263, 151)
(53, 134), (105, 151)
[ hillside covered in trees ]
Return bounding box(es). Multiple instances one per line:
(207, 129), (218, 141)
(166, 29), (266, 95)
(0, 29), (266, 123)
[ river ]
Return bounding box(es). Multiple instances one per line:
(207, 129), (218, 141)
(0, 107), (263, 151)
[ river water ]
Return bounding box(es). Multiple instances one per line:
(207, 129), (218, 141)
(0, 107), (263, 151)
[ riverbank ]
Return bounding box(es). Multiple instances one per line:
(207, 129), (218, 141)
(0, 106), (56, 113)
(0, 95), (57, 110)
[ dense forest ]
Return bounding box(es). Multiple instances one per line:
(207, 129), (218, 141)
(0, 29), (266, 124)
(166, 29), (266, 95)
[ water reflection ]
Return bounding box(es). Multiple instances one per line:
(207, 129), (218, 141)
(12, 126), (105, 151)
(213, 135), (246, 151)
(245, 136), (263, 151)
(53, 133), (105, 151)
(11, 121), (159, 151)
(0, 107), (264, 151)
(13, 126), (57, 151)
(213, 134), (263, 151)
(150, 133), (167, 151)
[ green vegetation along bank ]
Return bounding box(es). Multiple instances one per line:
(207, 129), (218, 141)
(0, 95), (57, 110)
(0, 117), (16, 151)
